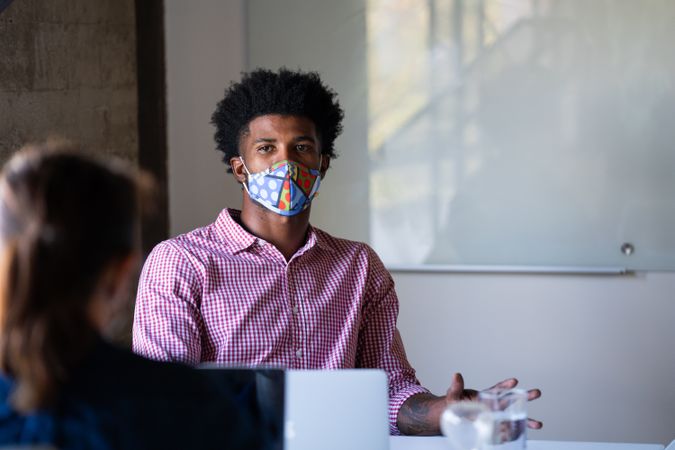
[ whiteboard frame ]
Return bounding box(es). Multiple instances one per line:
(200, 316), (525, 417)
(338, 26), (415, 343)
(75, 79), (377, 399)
(387, 264), (629, 275)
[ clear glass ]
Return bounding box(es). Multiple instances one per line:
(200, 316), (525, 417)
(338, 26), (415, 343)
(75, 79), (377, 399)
(440, 401), (494, 450)
(478, 389), (528, 450)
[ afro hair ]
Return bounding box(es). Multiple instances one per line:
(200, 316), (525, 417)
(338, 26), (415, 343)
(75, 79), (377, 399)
(211, 68), (344, 171)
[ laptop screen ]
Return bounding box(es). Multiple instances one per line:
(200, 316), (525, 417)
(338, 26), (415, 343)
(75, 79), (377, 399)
(199, 367), (285, 450)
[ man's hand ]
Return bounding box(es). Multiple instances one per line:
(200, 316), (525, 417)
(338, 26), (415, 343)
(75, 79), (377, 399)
(397, 373), (543, 436)
(449, 373), (543, 430)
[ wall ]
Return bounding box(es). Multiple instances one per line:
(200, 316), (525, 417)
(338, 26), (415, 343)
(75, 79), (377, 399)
(395, 271), (675, 445)
(0, 0), (138, 162)
(247, 0), (370, 244)
(164, 1), (675, 445)
(164, 0), (244, 235)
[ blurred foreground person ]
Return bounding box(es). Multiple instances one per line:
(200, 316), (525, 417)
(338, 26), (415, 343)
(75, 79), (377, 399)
(0, 142), (261, 450)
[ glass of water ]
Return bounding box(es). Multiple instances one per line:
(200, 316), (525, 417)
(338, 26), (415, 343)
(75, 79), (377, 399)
(440, 401), (494, 450)
(478, 389), (528, 450)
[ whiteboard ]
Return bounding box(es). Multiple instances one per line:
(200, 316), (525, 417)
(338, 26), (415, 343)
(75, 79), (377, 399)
(247, 0), (675, 271)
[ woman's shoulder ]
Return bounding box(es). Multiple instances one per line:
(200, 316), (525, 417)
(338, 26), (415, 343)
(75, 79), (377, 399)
(0, 374), (12, 398)
(73, 339), (214, 397)
(0, 375), (60, 446)
(0, 346), (260, 450)
(65, 341), (259, 449)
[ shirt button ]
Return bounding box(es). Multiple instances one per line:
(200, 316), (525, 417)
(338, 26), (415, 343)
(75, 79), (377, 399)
(292, 306), (299, 315)
(296, 349), (303, 358)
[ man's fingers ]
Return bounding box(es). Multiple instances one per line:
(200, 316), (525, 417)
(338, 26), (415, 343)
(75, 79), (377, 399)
(527, 418), (543, 429)
(478, 382), (542, 430)
(527, 389), (541, 401)
(484, 378), (518, 392)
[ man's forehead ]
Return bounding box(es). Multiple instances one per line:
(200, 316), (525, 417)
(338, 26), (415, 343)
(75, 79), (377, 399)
(244, 114), (317, 135)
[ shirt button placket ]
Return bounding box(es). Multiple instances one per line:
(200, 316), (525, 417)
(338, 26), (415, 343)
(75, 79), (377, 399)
(287, 263), (303, 368)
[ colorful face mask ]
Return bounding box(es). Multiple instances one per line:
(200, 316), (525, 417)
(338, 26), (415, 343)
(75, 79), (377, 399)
(240, 157), (322, 216)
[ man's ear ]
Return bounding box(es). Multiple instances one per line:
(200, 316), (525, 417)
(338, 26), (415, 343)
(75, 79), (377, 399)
(320, 155), (330, 179)
(230, 156), (247, 184)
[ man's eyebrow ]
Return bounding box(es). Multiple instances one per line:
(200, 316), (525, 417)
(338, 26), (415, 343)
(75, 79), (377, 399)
(253, 137), (277, 144)
(294, 135), (316, 142)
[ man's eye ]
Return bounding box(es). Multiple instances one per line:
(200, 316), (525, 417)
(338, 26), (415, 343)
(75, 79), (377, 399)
(257, 145), (273, 153)
(296, 144), (310, 152)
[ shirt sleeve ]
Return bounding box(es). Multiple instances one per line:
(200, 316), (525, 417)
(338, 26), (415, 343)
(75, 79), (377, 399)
(132, 240), (204, 365)
(355, 246), (430, 435)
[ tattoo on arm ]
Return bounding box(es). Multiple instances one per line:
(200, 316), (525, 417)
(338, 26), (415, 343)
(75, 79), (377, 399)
(397, 393), (444, 436)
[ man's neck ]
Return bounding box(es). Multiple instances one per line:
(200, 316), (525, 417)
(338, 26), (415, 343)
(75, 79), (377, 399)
(239, 198), (311, 261)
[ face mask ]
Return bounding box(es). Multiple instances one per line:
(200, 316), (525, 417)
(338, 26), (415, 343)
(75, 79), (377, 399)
(240, 157), (322, 216)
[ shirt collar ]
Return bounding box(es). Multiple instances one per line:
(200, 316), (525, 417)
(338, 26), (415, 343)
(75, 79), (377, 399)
(215, 208), (257, 254)
(215, 208), (335, 255)
(306, 225), (335, 254)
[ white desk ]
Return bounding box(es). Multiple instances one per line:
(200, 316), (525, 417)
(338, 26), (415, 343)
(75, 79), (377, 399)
(390, 437), (665, 450)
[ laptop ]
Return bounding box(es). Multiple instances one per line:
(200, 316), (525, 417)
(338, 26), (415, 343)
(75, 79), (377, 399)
(284, 369), (390, 450)
(199, 367), (285, 450)
(200, 367), (390, 450)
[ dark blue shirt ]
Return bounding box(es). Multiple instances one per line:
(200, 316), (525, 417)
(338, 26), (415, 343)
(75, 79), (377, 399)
(0, 338), (261, 450)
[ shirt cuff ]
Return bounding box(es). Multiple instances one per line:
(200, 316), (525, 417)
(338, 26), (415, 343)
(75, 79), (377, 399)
(388, 384), (431, 435)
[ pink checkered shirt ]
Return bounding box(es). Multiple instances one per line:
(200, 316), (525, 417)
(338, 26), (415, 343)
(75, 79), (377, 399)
(132, 208), (429, 434)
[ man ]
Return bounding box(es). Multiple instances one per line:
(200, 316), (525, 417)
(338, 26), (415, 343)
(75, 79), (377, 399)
(133, 68), (542, 435)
